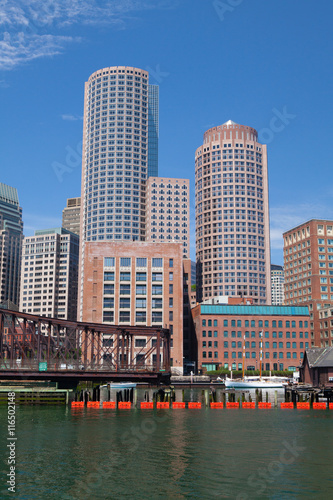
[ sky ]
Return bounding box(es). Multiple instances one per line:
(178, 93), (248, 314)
(0, 0), (332, 265)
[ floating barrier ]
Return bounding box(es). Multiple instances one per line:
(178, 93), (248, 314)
(71, 401), (84, 408)
(118, 402), (131, 409)
(329, 403), (333, 410)
(141, 402), (154, 409)
(258, 402), (271, 409)
(210, 402), (223, 409)
(226, 402), (239, 409)
(156, 402), (170, 409)
(87, 401), (100, 408)
(242, 402), (255, 409)
(297, 402), (310, 410)
(172, 402), (186, 409)
(281, 402), (294, 409)
(188, 402), (201, 409)
(102, 402), (116, 409)
(313, 402), (326, 410)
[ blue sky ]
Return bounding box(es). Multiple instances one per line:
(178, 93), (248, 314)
(0, 0), (332, 265)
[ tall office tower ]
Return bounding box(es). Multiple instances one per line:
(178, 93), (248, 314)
(148, 84), (159, 177)
(20, 228), (79, 320)
(0, 183), (23, 306)
(62, 197), (81, 236)
(81, 66), (157, 244)
(283, 219), (333, 347)
(195, 120), (271, 304)
(145, 177), (190, 257)
(271, 264), (285, 305)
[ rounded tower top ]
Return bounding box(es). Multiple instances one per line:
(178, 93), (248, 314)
(203, 121), (258, 144)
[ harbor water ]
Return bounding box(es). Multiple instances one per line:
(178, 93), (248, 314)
(1, 388), (333, 499)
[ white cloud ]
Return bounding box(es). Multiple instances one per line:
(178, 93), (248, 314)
(0, 32), (80, 71)
(61, 114), (82, 121)
(0, 0), (175, 69)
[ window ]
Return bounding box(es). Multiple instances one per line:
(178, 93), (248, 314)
(103, 311), (114, 322)
(152, 311), (162, 322)
(136, 284), (146, 295)
(103, 297), (114, 308)
(120, 284), (130, 294)
(135, 339), (146, 347)
(136, 311), (146, 322)
(214, 319), (218, 327)
(119, 311), (130, 322)
(104, 257), (114, 267)
(120, 298), (130, 308)
(104, 284), (114, 294)
(104, 272), (114, 281)
(120, 272), (131, 281)
(136, 272), (146, 281)
(120, 257), (131, 267)
(152, 284), (162, 295)
(152, 272), (162, 281)
(136, 258), (147, 267)
(169, 258), (173, 267)
(169, 272), (173, 281)
(152, 258), (163, 267)
(136, 298), (146, 308)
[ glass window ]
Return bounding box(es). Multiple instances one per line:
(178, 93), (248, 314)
(104, 272), (114, 281)
(136, 311), (146, 322)
(120, 297), (130, 308)
(120, 257), (131, 267)
(136, 284), (146, 295)
(120, 272), (130, 281)
(152, 272), (163, 281)
(152, 284), (162, 295)
(169, 258), (173, 267)
(120, 284), (130, 294)
(103, 297), (114, 308)
(103, 311), (114, 322)
(135, 298), (146, 308)
(136, 258), (147, 267)
(136, 272), (146, 281)
(152, 258), (163, 267)
(104, 257), (115, 267)
(119, 311), (130, 322)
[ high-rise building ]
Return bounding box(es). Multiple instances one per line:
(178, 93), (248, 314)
(195, 120), (271, 305)
(271, 264), (285, 305)
(0, 183), (23, 306)
(283, 219), (333, 347)
(81, 66), (158, 244)
(148, 84), (159, 177)
(62, 197), (81, 236)
(145, 177), (190, 257)
(20, 228), (79, 320)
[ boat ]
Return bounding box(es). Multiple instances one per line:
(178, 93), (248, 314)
(225, 376), (288, 389)
(109, 382), (137, 389)
(224, 331), (290, 389)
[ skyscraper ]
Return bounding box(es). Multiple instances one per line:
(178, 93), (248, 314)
(195, 120), (271, 304)
(62, 197), (81, 236)
(148, 84), (159, 177)
(0, 183), (23, 306)
(271, 264), (285, 305)
(81, 66), (158, 244)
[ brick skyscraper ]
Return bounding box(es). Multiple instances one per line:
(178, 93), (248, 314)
(195, 120), (271, 304)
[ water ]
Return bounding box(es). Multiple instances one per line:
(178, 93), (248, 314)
(1, 390), (333, 499)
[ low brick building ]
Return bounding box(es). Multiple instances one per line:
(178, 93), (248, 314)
(192, 304), (310, 372)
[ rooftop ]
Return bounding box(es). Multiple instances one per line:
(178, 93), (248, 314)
(200, 304), (310, 316)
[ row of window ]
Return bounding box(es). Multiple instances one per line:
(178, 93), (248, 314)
(104, 257), (173, 268)
(202, 319), (308, 328)
(103, 311), (163, 323)
(202, 351), (303, 359)
(203, 341), (309, 349)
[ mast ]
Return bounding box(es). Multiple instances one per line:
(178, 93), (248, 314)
(259, 330), (263, 379)
(242, 334), (246, 379)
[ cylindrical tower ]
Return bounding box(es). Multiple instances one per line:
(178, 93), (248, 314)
(195, 120), (271, 304)
(81, 66), (149, 244)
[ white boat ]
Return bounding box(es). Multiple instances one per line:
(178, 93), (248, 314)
(225, 376), (288, 389)
(109, 382), (137, 389)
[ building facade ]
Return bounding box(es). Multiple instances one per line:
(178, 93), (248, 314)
(271, 264), (285, 305)
(192, 304), (310, 372)
(145, 177), (190, 258)
(20, 228), (79, 320)
(195, 120), (271, 305)
(0, 183), (23, 306)
(283, 219), (333, 346)
(148, 84), (159, 177)
(62, 197), (81, 236)
(81, 241), (184, 373)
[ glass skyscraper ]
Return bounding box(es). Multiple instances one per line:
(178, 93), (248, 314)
(148, 84), (159, 177)
(0, 182), (23, 306)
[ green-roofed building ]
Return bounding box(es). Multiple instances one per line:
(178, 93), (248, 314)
(192, 301), (310, 373)
(0, 182), (23, 306)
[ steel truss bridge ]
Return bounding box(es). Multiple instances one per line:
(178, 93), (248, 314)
(0, 309), (171, 385)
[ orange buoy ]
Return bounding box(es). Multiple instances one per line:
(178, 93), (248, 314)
(242, 402), (255, 409)
(118, 402), (131, 409)
(210, 402), (223, 409)
(140, 402), (154, 409)
(87, 401), (100, 408)
(188, 402), (201, 409)
(329, 403), (333, 410)
(226, 402), (239, 409)
(102, 401), (116, 409)
(296, 402), (310, 410)
(172, 402), (185, 409)
(258, 402), (271, 409)
(71, 401), (84, 408)
(281, 402), (294, 409)
(156, 402), (170, 409)
(313, 402), (326, 410)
